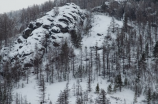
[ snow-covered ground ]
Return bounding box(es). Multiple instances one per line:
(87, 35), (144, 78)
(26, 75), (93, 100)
(13, 75), (145, 104)
(82, 14), (122, 48)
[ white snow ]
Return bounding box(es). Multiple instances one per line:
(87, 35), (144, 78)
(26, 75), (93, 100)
(13, 75), (145, 104)
(82, 13), (122, 49)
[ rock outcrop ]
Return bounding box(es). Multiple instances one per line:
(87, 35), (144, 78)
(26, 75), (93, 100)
(0, 3), (86, 68)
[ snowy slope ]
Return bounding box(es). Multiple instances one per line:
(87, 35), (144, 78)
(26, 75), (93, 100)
(82, 14), (122, 48)
(0, 2), (147, 104)
(12, 12), (146, 104)
(13, 76), (145, 104)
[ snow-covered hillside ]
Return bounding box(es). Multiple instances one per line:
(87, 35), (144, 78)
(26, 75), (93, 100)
(0, 2), (150, 104)
(11, 9), (146, 104)
(82, 14), (122, 48)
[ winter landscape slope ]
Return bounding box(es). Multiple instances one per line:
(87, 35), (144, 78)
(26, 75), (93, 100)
(0, 2), (149, 104)
(5, 3), (146, 104)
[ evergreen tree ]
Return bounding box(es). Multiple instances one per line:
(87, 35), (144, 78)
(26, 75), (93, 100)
(153, 41), (158, 58)
(76, 95), (83, 104)
(76, 80), (82, 96)
(135, 72), (140, 84)
(152, 92), (157, 104)
(77, 65), (82, 79)
(56, 84), (69, 104)
(145, 43), (149, 58)
(62, 82), (69, 104)
(124, 77), (128, 87)
(70, 30), (82, 48)
(146, 88), (152, 104)
(63, 89), (69, 104)
(115, 74), (122, 92)
(87, 65), (92, 92)
(60, 41), (69, 81)
(141, 52), (146, 62)
(107, 84), (112, 94)
(118, 74), (122, 92)
(96, 83), (100, 94)
(56, 91), (64, 104)
(123, 13), (128, 33)
(96, 89), (107, 104)
(109, 17), (119, 33)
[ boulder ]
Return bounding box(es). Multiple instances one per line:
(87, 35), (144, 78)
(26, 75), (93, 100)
(51, 36), (56, 39)
(60, 27), (69, 33)
(28, 23), (34, 29)
(59, 18), (69, 25)
(43, 25), (50, 29)
(28, 22), (37, 30)
(34, 38), (39, 40)
(19, 46), (23, 49)
(29, 22), (42, 30)
(22, 29), (32, 39)
(36, 22), (43, 28)
(97, 33), (103, 36)
(51, 26), (60, 33)
(47, 18), (54, 22)
(17, 38), (23, 43)
(68, 13), (77, 21)
(57, 24), (69, 33)
(53, 42), (60, 47)
(63, 15), (73, 23)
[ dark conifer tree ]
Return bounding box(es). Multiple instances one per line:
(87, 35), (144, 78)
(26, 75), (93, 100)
(107, 84), (112, 94)
(123, 13), (128, 33)
(146, 88), (152, 104)
(96, 89), (107, 104)
(70, 30), (82, 48)
(96, 83), (100, 94)
(153, 41), (158, 58)
(115, 73), (122, 92)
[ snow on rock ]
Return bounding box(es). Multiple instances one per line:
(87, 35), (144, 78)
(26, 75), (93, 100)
(0, 3), (86, 67)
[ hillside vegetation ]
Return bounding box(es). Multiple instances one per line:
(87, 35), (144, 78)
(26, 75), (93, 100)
(1, 0), (158, 104)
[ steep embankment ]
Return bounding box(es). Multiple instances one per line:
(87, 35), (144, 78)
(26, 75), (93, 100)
(0, 3), (85, 67)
